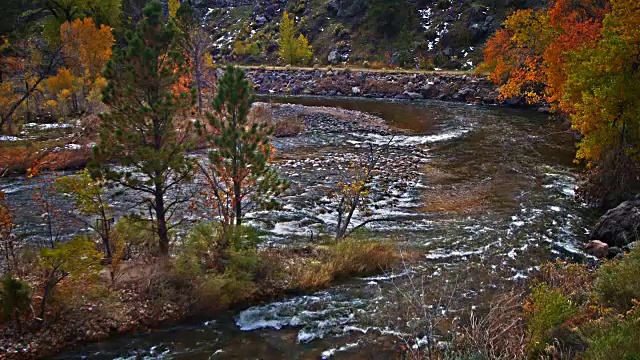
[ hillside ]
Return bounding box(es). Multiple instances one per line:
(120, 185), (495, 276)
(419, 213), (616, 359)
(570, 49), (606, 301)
(193, 0), (547, 69)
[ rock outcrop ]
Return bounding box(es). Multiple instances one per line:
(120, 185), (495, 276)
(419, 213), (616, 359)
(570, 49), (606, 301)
(590, 199), (640, 248)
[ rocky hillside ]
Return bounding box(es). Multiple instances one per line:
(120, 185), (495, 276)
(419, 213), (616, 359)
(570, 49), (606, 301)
(192, 0), (547, 69)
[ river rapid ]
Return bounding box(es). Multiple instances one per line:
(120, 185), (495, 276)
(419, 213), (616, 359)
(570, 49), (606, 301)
(1, 97), (598, 359)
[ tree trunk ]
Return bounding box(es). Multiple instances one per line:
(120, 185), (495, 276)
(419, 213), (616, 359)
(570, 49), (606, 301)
(155, 186), (170, 255)
(195, 56), (203, 116)
(234, 179), (242, 226)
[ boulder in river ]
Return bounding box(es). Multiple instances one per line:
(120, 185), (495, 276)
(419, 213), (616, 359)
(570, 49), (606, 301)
(585, 240), (609, 259)
(590, 199), (640, 247)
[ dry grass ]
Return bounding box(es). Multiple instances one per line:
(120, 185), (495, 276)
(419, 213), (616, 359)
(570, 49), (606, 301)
(458, 291), (527, 360)
(289, 239), (396, 292)
(272, 115), (306, 137)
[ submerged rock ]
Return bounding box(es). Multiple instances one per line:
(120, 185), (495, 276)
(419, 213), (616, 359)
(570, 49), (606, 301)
(590, 199), (640, 247)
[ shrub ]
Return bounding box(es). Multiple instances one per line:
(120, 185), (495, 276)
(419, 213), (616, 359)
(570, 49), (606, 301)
(370, 61), (387, 69)
(458, 292), (526, 360)
(195, 250), (259, 309)
(583, 303), (640, 360)
(596, 246), (640, 312)
(38, 236), (103, 319)
(174, 222), (222, 277)
(525, 283), (578, 356)
(197, 272), (255, 310)
(113, 216), (157, 257)
(0, 275), (32, 327)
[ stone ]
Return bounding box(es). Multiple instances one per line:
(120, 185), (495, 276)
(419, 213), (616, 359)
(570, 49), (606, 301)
(404, 92), (424, 100)
(420, 84), (439, 98)
(328, 50), (340, 64)
(585, 240), (609, 258)
(607, 246), (624, 259)
(590, 199), (640, 247)
(351, 87), (361, 95)
(624, 241), (639, 252)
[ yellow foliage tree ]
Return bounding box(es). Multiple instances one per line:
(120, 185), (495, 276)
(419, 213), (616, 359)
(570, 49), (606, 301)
(47, 67), (73, 95)
(59, 17), (114, 111)
(168, 0), (180, 19)
(278, 11), (312, 65)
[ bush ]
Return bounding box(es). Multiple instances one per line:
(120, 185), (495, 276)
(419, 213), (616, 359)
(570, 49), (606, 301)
(195, 250), (259, 309)
(113, 216), (157, 257)
(0, 275), (31, 326)
(198, 272), (255, 310)
(525, 283), (578, 356)
(174, 222), (223, 277)
(596, 245), (640, 312)
(583, 303), (640, 360)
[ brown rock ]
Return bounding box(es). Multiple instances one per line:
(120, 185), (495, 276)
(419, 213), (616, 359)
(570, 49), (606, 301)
(585, 240), (609, 258)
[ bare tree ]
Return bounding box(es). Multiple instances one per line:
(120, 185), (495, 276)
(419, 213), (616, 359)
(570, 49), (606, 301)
(176, 3), (214, 116)
(332, 137), (396, 240)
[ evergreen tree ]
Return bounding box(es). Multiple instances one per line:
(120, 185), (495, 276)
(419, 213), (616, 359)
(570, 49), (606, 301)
(198, 65), (287, 228)
(278, 11), (312, 65)
(366, 0), (417, 44)
(91, 0), (195, 255)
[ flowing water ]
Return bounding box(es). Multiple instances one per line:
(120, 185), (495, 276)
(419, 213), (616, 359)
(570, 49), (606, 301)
(2, 97), (598, 359)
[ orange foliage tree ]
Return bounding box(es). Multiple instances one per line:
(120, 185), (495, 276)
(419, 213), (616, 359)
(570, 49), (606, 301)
(562, 0), (640, 205)
(0, 190), (19, 274)
(481, 0), (609, 109)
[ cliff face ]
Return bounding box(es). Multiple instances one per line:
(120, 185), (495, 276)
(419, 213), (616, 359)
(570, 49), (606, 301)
(193, 0), (547, 69)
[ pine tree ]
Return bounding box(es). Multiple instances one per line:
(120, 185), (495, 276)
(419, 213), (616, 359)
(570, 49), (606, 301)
(198, 65), (287, 228)
(278, 11), (312, 65)
(91, 0), (195, 255)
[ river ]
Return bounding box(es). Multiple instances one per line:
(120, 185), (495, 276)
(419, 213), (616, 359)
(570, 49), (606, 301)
(1, 96), (597, 359)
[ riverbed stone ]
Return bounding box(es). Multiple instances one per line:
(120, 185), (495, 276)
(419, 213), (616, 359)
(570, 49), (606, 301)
(585, 240), (609, 258)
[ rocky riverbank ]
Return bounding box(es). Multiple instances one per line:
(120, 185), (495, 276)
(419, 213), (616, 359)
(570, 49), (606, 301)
(245, 68), (503, 105)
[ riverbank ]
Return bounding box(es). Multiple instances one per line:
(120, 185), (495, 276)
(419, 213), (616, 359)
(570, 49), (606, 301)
(0, 239), (398, 359)
(245, 67), (503, 105)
